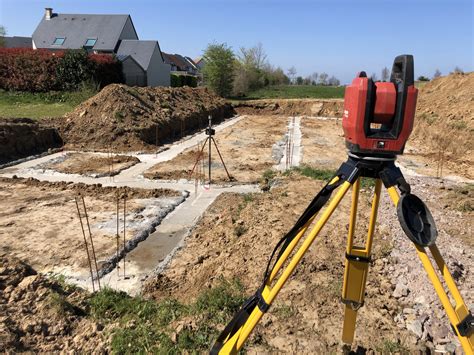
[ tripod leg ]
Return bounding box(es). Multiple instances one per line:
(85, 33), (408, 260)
(220, 180), (353, 353)
(341, 178), (382, 344)
(189, 137), (209, 177)
(211, 137), (232, 181)
(387, 187), (474, 353)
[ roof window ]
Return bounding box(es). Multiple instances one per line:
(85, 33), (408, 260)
(84, 38), (97, 48)
(52, 37), (65, 45)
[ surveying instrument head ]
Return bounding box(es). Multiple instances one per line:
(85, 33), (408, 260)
(343, 55), (417, 158)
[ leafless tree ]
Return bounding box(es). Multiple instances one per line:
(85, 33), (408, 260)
(381, 67), (390, 82)
(370, 73), (378, 81)
(303, 76), (312, 85)
(328, 75), (340, 86)
(319, 72), (328, 85)
(287, 66), (297, 84)
(310, 72), (319, 85)
(452, 66), (464, 74)
(433, 69), (442, 78)
(238, 42), (268, 70)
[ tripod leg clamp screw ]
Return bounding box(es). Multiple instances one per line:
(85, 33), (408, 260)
(341, 298), (364, 311)
(345, 253), (371, 263)
(453, 312), (474, 337)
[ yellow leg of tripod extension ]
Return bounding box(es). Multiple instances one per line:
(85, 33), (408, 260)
(341, 179), (382, 344)
(218, 180), (352, 354)
(387, 187), (474, 354)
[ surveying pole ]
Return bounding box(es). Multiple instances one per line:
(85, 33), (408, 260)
(210, 55), (474, 354)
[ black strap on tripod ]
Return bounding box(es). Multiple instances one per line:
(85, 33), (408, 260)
(210, 162), (359, 354)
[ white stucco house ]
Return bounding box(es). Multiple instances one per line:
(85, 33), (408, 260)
(32, 8), (170, 87)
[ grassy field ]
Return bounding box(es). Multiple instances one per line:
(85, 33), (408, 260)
(238, 85), (345, 100)
(0, 89), (96, 119)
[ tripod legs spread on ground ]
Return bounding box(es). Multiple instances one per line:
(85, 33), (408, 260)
(211, 156), (474, 354)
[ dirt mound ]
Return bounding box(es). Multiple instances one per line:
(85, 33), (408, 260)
(409, 72), (474, 178)
(0, 255), (106, 352)
(50, 84), (234, 152)
(1, 176), (180, 199)
(0, 118), (63, 165)
(233, 99), (344, 117)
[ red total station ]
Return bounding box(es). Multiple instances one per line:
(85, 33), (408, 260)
(342, 55), (418, 156)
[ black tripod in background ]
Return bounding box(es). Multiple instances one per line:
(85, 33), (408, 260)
(190, 116), (232, 185)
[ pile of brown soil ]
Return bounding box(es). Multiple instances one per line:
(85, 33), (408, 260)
(1, 176), (180, 200)
(233, 99), (344, 117)
(0, 118), (63, 164)
(48, 84), (234, 152)
(408, 72), (474, 178)
(0, 255), (106, 352)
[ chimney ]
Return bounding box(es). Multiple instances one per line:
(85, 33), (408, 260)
(45, 8), (53, 20)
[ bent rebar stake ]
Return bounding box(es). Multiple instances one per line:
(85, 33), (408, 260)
(75, 196), (100, 291)
(81, 196), (101, 290)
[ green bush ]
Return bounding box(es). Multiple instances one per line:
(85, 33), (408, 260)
(56, 50), (93, 91)
(0, 48), (122, 92)
(171, 74), (198, 88)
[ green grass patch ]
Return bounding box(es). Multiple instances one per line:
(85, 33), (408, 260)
(88, 277), (246, 354)
(262, 169), (277, 181)
(287, 165), (336, 181)
(286, 165), (377, 189)
(0, 88), (96, 119)
(376, 339), (409, 354)
(273, 304), (297, 319)
(234, 85), (345, 100)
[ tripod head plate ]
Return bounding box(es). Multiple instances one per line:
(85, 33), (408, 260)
(397, 193), (437, 247)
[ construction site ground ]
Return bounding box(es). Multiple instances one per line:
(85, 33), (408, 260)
(41, 152), (140, 177)
(0, 178), (182, 279)
(143, 115), (289, 183)
(1, 74), (472, 353)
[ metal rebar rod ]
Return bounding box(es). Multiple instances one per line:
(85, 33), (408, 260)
(111, 150), (114, 178)
(123, 191), (126, 278)
(81, 196), (101, 290)
(75, 197), (95, 292)
(116, 195), (120, 276)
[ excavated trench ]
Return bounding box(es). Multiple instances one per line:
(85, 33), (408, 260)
(0, 118), (63, 165)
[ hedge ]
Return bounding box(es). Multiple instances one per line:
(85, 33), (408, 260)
(0, 48), (123, 92)
(171, 73), (198, 88)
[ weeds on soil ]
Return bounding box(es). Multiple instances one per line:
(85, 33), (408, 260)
(286, 165), (376, 189)
(285, 165), (335, 181)
(88, 277), (246, 353)
(375, 339), (410, 354)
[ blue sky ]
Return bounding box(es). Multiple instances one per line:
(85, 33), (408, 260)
(1, 0), (472, 83)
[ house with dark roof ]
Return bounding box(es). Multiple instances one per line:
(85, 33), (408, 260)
(194, 57), (206, 71)
(32, 8), (170, 87)
(162, 52), (198, 75)
(1, 36), (32, 48)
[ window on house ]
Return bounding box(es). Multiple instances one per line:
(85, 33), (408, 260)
(52, 37), (65, 45)
(84, 38), (97, 48)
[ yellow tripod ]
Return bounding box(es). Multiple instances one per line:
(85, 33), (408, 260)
(211, 155), (474, 354)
